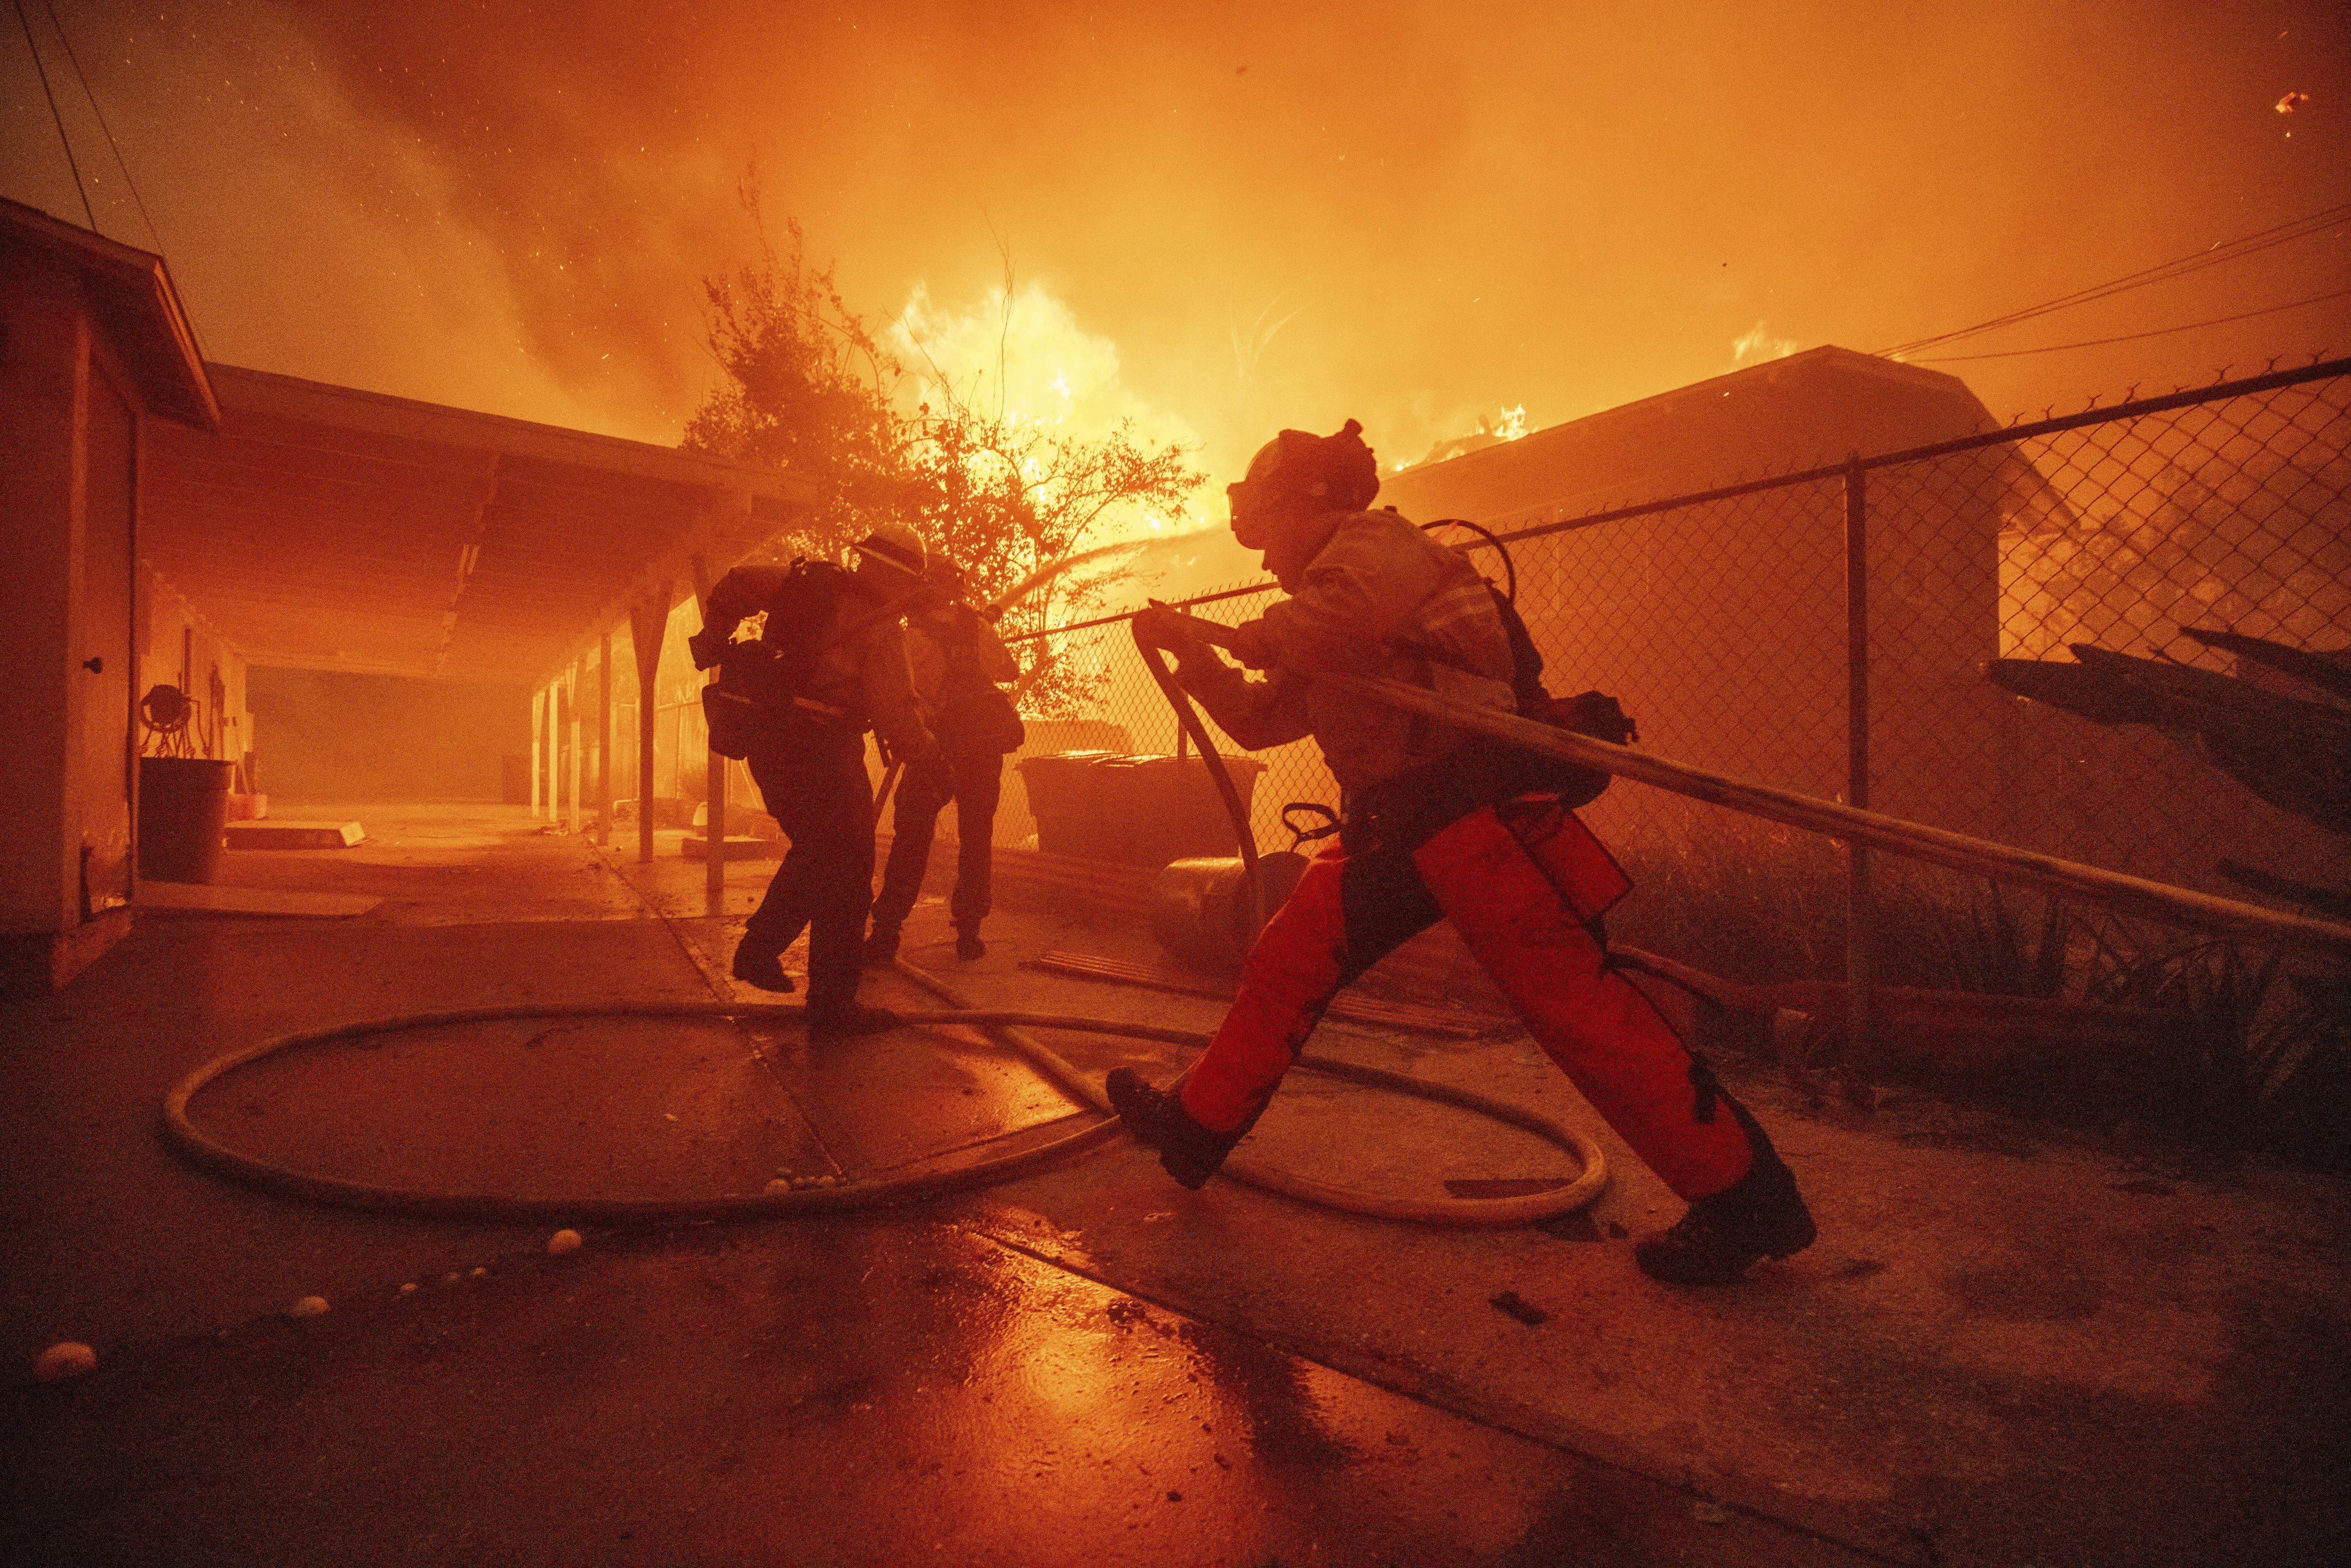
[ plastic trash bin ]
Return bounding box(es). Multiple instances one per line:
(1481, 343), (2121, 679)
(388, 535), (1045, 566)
(1015, 751), (1267, 867)
(137, 757), (235, 884)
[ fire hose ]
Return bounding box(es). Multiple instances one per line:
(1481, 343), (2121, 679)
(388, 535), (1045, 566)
(1134, 603), (2351, 961)
(161, 997), (1607, 1225)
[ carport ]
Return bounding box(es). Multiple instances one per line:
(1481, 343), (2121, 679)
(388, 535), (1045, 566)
(136, 362), (812, 868)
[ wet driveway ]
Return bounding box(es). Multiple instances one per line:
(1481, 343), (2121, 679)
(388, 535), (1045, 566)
(7, 1217), (1853, 1566)
(7, 802), (2346, 1566)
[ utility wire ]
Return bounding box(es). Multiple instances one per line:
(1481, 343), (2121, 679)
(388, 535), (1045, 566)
(1912, 285), (2351, 363)
(1877, 200), (2351, 360)
(40, 0), (162, 254)
(1881, 202), (2349, 358)
(1882, 203), (2349, 358)
(10, 0), (94, 230)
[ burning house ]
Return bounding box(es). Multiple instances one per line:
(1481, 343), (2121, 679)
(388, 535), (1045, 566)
(1375, 346), (2054, 847)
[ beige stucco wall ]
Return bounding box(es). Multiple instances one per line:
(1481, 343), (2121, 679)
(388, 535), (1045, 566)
(0, 251), (83, 938)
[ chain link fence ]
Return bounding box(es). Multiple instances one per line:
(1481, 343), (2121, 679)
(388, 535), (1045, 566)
(995, 358), (2351, 996)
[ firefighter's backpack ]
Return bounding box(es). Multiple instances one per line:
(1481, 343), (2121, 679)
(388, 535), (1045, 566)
(700, 559), (853, 760)
(930, 610), (1027, 756)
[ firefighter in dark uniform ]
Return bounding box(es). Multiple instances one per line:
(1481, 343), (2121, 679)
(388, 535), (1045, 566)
(1112, 421), (1817, 1285)
(865, 560), (1024, 964)
(693, 522), (938, 1039)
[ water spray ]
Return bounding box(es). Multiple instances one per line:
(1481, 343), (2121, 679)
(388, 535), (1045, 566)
(985, 526), (1228, 619)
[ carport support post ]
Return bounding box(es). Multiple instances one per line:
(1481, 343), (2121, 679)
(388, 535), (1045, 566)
(546, 681), (561, 821)
(1843, 456), (1876, 1089)
(550, 678), (564, 827)
(628, 588), (670, 865)
(529, 688), (544, 818)
(544, 683), (557, 820)
(566, 661), (583, 835)
(596, 630), (612, 847)
(692, 554), (724, 919)
(550, 681), (564, 822)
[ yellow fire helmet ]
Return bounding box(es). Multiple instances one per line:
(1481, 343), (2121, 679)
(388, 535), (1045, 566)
(1225, 418), (1380, 549)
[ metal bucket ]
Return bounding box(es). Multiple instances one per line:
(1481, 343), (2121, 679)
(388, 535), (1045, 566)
(1146, 851), (1308, 973)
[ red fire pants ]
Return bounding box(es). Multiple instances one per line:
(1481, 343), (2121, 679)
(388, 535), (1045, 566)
(1178, 797), (1755, 1202)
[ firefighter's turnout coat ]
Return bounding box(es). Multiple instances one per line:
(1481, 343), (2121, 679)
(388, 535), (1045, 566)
(1176, 508), (1519, 792)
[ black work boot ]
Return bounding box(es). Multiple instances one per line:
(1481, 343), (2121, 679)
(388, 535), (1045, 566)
(1105, 1068), (1250, 1190)
(955, 926), (986, 961)
(862, 923), (901, 967)
(1634, 1097), (1816, 1286)
(731, 941), (795, 994)
(808, 1002), (899, 1042)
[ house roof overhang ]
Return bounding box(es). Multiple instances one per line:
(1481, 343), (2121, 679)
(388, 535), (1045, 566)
(0, 196), (217, 428)
(139, 365), (815, 688)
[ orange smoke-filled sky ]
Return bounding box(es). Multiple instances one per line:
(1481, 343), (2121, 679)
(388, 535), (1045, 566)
(6, 0), (2346, 491)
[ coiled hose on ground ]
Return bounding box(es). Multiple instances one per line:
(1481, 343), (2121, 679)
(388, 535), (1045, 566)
(159, 614), (1615, 1228)
(162, 989), (1605, 1226)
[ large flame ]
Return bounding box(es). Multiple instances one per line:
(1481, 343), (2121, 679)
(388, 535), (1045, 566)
(888, 281), (1214, 546)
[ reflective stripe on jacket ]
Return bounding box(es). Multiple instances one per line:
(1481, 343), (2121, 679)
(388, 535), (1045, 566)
(1180, 509), (1517, 789)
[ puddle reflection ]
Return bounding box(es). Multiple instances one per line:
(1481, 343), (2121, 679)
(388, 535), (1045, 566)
(720, 1224), (1533, 1565)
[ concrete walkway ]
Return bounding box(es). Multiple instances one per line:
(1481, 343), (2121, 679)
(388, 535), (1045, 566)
(3, 802), (2345, 1566)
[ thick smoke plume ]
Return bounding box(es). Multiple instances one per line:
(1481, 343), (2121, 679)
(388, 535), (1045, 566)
(5, 1), (2345, 484)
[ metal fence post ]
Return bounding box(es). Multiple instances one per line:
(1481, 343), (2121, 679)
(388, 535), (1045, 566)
(1844, 455), (1876, 1089)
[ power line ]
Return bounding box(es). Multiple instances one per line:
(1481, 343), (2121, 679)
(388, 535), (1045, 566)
(41, 0), (163, 254)
(1880, 203), (2350, 358)
(10, 0), (94, 230)
(1881, 203), (2350, 358)
(1911, 285), (2351, 363)
(1876, 200), (2351, 360)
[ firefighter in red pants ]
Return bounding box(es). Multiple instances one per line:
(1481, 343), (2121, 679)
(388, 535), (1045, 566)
(1109, 421), (1816, 1286)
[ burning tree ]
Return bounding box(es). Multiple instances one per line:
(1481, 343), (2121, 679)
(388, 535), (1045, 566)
(681, 201), (908, 553)
(894, 378), (1201, 717)
(682, 189), (1202, 717)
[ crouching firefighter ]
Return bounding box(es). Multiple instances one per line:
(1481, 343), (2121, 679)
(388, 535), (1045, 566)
(1112, 420), (1817, 1286)
(690, 522), (940, 1041)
